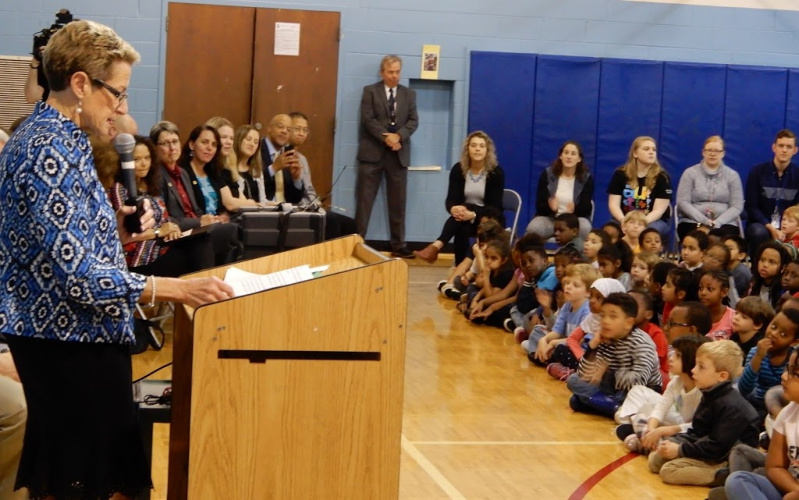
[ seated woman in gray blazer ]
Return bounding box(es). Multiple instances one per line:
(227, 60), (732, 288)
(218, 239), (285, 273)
(414, 131), (505, 265)
(526, 140), (594, 240)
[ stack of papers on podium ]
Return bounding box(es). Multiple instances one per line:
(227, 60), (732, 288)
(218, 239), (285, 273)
(224, 265), (316, 297)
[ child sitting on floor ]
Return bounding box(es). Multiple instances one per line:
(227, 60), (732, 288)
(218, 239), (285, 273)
(749, 241), (790, 309)
(631, 251), (661, 290)
(597, 244), (632, 291)
(724, 350), (799, 499)
(566, 293), (663, 419)
(545, 278), (627, 381)
(648, 340), (760, 486)
(649, 261), (678, 325)
(615, 335), (710, 453)
(699, 269), (736, 341)
(662, 268), (698, 326)
(781, 204), (799, 249)
(738, 308), (799, 421)
(630, 289), (669, 387)
(621, 211), (647, 255)
(523, 264), (600, 365)
(583, 228), (610, 269)
(679, 229), (708, 272)
(703, 243), (740, 308)
(723, 235), (752, 300)
(730, 296), (774, 362)
(553, 213), (583, 254)
(640, 228), (664, 255)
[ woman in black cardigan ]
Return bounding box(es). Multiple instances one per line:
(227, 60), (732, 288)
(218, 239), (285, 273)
(525, 140), (594, 240)
(414, 131), (505, 264)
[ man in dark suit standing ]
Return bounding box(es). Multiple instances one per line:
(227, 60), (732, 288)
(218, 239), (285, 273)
(355, 55), (418, 258)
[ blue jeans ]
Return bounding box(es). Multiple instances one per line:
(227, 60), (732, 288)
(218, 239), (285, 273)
(745, 223), (772, 260)
(725, 471), (782, 500)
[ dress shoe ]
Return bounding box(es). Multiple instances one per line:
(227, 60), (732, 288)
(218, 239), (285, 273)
(391, 247), (415, 259)
(413, 244), (440, 263)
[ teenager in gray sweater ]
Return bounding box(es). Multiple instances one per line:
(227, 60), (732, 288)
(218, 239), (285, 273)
(675, 135), (744, 242)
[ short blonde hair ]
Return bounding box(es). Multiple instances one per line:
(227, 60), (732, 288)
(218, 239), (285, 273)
(784, 205), (799, 224)
(634, 251), (661, 271)
(622, 210), (647, 226)
(704, 135), (725, 149)
(697, 340), (743, 378)
(380, 55), (402, 71)
(564, 263), (601, 289)
(44, 20), (140, 92)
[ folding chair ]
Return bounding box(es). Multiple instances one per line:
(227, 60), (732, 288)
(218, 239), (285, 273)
(502, 189), (522, 242)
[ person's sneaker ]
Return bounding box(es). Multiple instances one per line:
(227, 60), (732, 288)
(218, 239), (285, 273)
(513, 327), (527, 344)
(520, 339), (530, 352)
(624, 434), (643, 453)
(444, 287), (462, 300)
(712, 467), (730, 488)
(503, 318), (514, 332)
(437, 280), (447, 291)
(615, 423), (634, 441)
(546, 363), (574, 381)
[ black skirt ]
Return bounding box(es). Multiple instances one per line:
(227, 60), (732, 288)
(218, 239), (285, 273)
(5, 335), (152, 500)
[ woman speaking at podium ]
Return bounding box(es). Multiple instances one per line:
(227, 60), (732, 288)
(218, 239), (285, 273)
(0, 21), (232, 499)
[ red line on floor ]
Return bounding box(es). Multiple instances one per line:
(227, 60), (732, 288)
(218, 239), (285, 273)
(568, 452), (640, 500)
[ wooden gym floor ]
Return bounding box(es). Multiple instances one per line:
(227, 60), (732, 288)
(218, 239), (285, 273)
(132, 261), (708, 500)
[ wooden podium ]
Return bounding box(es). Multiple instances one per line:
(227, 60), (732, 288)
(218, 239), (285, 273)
(167, 235), (408, 499)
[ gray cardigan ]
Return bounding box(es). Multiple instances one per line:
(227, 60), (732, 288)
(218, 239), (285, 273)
(676, 162), (744, 227)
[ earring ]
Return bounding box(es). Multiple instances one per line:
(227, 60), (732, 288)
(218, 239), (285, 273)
(189, 149), (194, 157)
(76, 100), (83, 114)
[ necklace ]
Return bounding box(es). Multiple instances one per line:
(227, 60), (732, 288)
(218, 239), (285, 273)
(468, 168), (485, 182)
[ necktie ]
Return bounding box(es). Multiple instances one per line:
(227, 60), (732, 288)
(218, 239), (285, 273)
(388, 88), (396, 124)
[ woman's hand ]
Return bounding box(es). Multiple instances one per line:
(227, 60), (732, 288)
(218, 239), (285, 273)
(548, 197), (558, 212)
(181, 277), (235, 308)
(200, 214), (218, 226)
(566, 202), (575, 213)
(116, 199), (154, 244)
(161, 222), (182, 242)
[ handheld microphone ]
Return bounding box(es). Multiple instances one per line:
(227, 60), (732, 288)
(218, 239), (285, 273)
(113, 133), (145, 234)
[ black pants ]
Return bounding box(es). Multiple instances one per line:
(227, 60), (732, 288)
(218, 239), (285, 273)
(437, 216), (477, 265)
(325, 212), (358, 240)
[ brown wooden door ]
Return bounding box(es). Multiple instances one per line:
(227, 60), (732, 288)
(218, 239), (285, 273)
(251, 8), (340, 202)
(163, 3), (255, 139)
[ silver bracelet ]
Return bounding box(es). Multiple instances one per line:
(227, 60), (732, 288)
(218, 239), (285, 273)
(148, 276), (157, 308)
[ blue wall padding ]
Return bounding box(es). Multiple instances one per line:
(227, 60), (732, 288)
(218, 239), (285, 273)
(784, 70), (799, 144)
(594, 59), (664, 227)
(467, 51), (794, 233)
(660, 62), (727, 199)
(468, 52), (537, 233)
(530, 55), (601, 228)
(723, 66), (788, 176)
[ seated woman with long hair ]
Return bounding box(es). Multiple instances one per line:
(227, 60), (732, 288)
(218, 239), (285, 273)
(108, 136), (214, 276)
(234, 124), (274, 205)
(414, 131), (505, 264)
(607, 136), (673, 238)
(526, 140), (594, 240)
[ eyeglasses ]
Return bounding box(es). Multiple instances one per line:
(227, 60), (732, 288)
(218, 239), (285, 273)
(703, 149), (724, 154)
(157, 139), (180, 149)
(665, 320), (690, 329)
(291, 127), (310, 134)
(92, 78), (128, 105)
